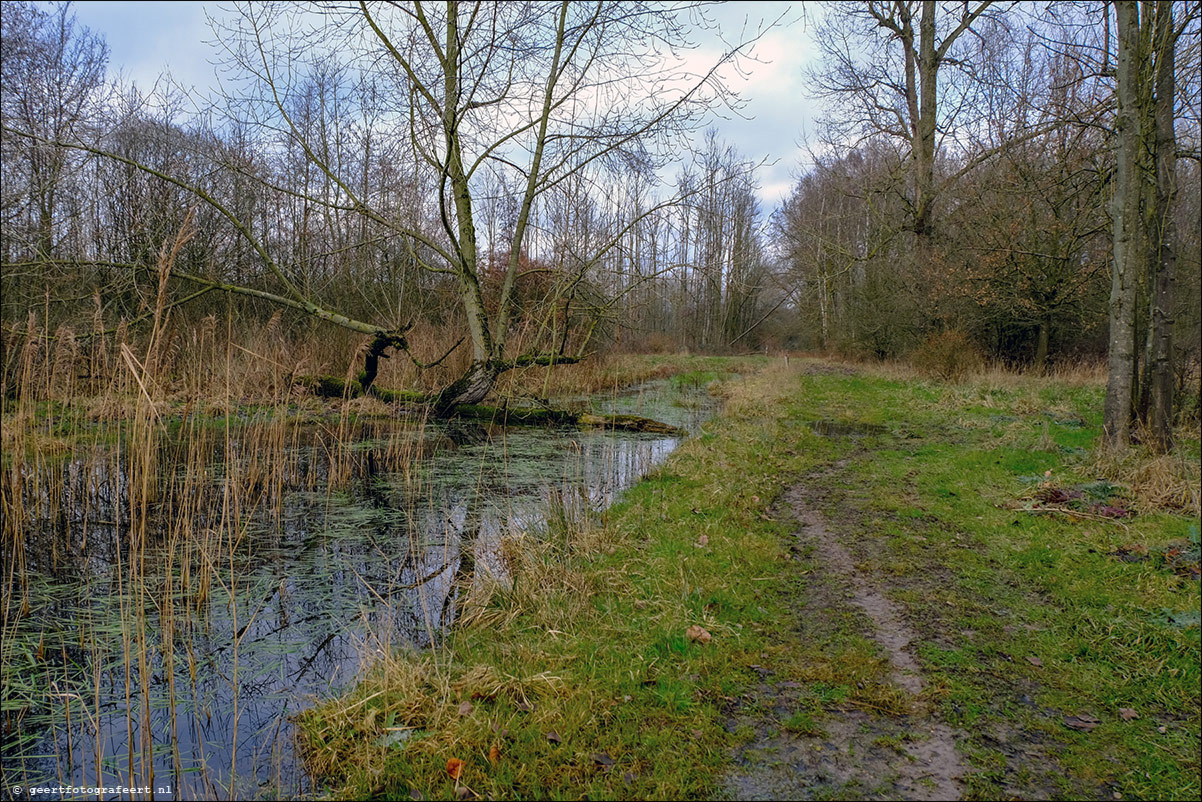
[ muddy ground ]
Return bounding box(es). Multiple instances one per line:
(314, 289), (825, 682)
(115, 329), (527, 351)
(724, 458), (1077, 802)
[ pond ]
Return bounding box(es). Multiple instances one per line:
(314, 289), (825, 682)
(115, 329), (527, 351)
(0, 379), (716, 800)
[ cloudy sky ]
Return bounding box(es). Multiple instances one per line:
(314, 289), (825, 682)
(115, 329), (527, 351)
(68, 1), (823, 211)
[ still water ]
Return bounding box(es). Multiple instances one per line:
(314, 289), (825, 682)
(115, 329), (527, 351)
(1, 381), (713, 800)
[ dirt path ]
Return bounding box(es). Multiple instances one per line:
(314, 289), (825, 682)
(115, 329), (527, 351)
(726, 472), (967, 801)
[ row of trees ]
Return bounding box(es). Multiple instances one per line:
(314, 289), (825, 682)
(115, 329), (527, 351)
(773, 0), (1200, 449)
(1, 1), (1199, 446)
(2, 1), (765, 408)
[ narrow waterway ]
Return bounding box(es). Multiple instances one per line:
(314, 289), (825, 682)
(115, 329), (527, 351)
(1, 380), (715, 800)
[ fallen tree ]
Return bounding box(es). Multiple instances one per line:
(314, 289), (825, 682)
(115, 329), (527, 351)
(4, 3), (751, 414)
(451, 404), (687, 436)
(299, 375), (687, 436)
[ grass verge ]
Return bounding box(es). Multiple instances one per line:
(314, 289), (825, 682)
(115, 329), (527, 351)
(297, 360), (835, 799)
(296, 358), (1200, 800)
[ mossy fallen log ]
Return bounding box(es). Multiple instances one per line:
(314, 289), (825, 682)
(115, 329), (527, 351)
(577, 413), (687, 435)
(296, 375), (430, 404)
(297, 378), (686, 435)
(452, 404), (687, 436)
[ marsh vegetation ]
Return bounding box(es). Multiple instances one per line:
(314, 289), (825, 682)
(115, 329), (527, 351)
(1, 332), (721, 798)
(2, 2), (1201, 800)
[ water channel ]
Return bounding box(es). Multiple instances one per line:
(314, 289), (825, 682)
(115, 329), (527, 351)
(1, 379), (716, 800)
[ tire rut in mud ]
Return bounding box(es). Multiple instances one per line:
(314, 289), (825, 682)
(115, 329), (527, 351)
(725, 470), (965, 801)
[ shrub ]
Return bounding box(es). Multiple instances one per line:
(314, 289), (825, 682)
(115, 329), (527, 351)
(911, 329), (983, 381)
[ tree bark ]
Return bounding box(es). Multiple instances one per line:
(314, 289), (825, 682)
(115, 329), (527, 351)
(1034, 320), (1050, 372)
(914, 0), (939, 238)
(434, 359), (501, 412)
(1147, 0), (1177, 452)
(1104, 2), (1143, 449)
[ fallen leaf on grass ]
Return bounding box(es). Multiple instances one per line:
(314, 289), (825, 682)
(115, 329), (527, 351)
(546, 730), (562, 744)
(686, 625), (712, 644)
(695, 534), (709, 547)
(455, 787), (471, 800)
(1118, 708), (1138, 721)
(457, 700), (473, 717)
(591, 752), (616, 767)
(446, 757), (465, 780)
(488, 744), (501, 766)
(1025, 656), (1043, 667)
(1063, 715), (1100, 731)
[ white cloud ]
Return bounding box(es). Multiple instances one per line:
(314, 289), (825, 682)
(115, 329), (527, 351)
(70, 1), (820, 209)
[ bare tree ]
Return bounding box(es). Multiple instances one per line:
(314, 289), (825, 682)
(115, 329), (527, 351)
(0, 1), (108, 314)
(211, 1), (740, 408)
(3, 1), (746, 410)
(811, 0), (1002, 239)
(1104, 0), (1192, 449)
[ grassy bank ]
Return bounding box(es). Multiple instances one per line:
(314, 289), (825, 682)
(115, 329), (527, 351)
(297, 358), (1200, 800)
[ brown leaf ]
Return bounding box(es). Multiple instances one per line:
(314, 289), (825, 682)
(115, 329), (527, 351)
(457, 700), (473, 717)
(696, 534), (709, 547)
(686, 624), (712, 644)
(515, 700), (533, 713)
(446, 757), (465, 780)
(1025, 655), (1043, 667)
(455, 787), (471, 800)
(592, 751), (616, 767)
(547, 730), (562, 744)
(1118, 708), (1138, 721)
(488, 743), (501, 766)
(1063, 715), (1100, 731)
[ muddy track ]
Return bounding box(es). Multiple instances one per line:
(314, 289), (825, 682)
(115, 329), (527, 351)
(726, 465), (966, 801)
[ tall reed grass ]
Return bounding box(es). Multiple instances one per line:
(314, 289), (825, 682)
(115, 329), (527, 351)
(0, 226), (448, 799)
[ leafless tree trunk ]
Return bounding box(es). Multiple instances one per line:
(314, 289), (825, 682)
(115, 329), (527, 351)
(1104, 1), (1144, 448)
(1146, 0), (1179, 451)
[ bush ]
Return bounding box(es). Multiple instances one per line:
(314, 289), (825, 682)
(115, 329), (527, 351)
(911, 330), (983, 381)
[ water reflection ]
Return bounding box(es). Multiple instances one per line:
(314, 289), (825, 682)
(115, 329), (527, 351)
(1, 382), (711, 800)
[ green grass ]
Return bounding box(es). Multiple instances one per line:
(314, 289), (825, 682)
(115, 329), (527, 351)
(296, 358), (1200, 800)
(788, 364), (1200, 799)
(298, 363), (825, 799)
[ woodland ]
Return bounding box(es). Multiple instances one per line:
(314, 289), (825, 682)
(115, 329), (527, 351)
(0, 1), (1198, 435)
(1, 2), (1200, 801)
